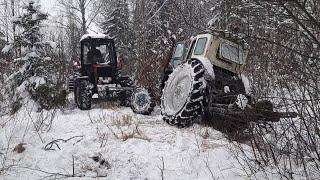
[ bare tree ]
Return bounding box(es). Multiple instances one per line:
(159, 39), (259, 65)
(58, 0), (102, 35)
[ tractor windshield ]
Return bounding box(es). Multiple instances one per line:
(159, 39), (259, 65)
(82, 41), (112, 65)
(171, 42), (187, 68)
(219, 42), (244, 64)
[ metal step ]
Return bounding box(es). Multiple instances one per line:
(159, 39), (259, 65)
(68, 80), (74, 92)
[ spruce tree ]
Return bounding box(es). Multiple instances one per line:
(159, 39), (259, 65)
(4, 1), (65, 112)
(101, 0), (133, 74)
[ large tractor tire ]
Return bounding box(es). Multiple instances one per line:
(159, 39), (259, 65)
(75, 79), (92, 110)
(161, 59), (207, 128)
(131, 88), (155, 115)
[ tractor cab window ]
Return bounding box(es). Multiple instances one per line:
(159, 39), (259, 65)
(171, 42), (186, 68)
(219, 42), (244, 64)
(83, 41), (112, 64)
(193, 37), (207, 55)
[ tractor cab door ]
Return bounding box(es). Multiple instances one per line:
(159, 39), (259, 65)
(81, 39), (117, 82)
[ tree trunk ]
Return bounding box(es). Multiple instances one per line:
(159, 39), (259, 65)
(79, 0), (87, 35)
(11, 0), (17, 57)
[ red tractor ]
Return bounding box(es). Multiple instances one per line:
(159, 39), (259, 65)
(71, 34), (155, 114)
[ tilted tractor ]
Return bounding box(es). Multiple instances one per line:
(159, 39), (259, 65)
(161, 32), (297, 128)
(70, 34), (155, 114)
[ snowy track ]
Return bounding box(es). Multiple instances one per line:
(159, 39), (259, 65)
(0, 105), (245, 179)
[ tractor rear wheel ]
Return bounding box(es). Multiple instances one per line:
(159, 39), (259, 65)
(161, 59), (207, 128)
(75, 79), (92, 110)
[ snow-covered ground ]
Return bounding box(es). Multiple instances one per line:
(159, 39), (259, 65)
(0, 102), (247, 180)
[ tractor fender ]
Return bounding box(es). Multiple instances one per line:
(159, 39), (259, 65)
(74, 76), (90, 87)
(74, 76), (93, 90)
(191, 57), (215, 81)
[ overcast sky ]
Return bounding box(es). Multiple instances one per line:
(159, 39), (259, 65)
(40, 0), (56, 11)
(39, 0), (58, 16)
(38, 0), (100, 33)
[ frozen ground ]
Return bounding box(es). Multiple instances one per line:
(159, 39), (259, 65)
(0, 102), (247, 180)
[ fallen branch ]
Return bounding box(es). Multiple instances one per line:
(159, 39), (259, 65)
(158, 157), (165, 180)
(44, 135), (84, 151)
(204, 155), (217, 180)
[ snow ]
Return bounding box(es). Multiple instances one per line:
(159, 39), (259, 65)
(0, 101), (247, 179)
(27, 51), (39, 58)
(29, 76), (46, 89)
(224, 86), (230, 93)
(44, 57), (51, 61)
(45, 41), (57, 50)
(235, 94), (248, 109)
(240, 74), (251, 95)
(11, 16), (21, 23)
(197, 57), (215, 80)
(16, 80), (29, 96)
(208, 14), (220, 27)
(80, 33), (110, 42)
(1, 44), (13, 54)
(32, 14), (37, 21)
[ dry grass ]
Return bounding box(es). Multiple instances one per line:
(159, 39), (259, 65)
(111, 114), (133, 127)
(92, 112), (150, 143)
(112, 115), (150, 142)
(98, 101), (120, 110)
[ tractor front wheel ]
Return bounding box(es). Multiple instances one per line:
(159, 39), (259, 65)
(131, 88), (155, 115)
(161, 59), (207, 128)
(75, 79), (92, 110)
